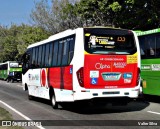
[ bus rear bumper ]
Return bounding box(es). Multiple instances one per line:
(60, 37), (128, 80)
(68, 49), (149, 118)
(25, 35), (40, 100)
(73, 88), (140, 101)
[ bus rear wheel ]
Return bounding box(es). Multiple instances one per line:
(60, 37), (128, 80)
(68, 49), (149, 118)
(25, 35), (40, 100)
(50, 93), (58, 109)
(28, 94), (33, 100)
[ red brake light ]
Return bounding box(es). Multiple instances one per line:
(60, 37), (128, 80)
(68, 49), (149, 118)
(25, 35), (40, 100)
(76, 67), (84, 87)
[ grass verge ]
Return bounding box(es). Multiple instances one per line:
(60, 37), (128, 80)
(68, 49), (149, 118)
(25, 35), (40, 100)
(0, 107), (24, 129)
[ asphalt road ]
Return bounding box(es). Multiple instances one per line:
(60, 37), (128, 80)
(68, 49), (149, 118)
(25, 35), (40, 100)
(0, 80), (160, 129)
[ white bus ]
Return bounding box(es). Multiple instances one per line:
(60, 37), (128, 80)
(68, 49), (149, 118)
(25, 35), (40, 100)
(22, 27), (141, 109)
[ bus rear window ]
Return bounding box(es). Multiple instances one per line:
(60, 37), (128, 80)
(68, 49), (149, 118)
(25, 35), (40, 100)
(84, 28), (136, 54)
(10, 63), (19, 68)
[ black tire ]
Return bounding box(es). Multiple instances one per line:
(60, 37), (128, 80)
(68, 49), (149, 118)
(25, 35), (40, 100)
(11, 79), (14, 83)
(28, 89), (33, 100)
(6, 79), (9, 83)
(50, 93), (58, 109)
(28, 94), (33, 100)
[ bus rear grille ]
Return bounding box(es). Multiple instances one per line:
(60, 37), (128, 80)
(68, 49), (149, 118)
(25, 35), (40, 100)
(103, 91), (120, 95)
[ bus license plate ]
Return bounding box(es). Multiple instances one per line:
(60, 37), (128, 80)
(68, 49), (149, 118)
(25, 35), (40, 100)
(102, 73), (121, 81)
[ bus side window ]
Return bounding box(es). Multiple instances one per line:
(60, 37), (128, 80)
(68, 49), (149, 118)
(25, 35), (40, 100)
(31, 48), (36, 68)
(62, 39), (69, 66)
(68, 51), (74, 64)
(49, 43), (53, 67)
(41, 45), (46, 67)
(35, 47), (39, 68)
(57, 41), (63, 66)
(68, 35), (75, 64)
(38, 45), (42, 67)
(139, 37), (146, 58)
(146, 35), (156, 57)
(149, 47), (155, 56)
(45, 43), (50, 67)
(140, 48), (145, 55)
(52, 41), (58, 66)
(22, 53), (30, 74)
(156, 34), (160, 57)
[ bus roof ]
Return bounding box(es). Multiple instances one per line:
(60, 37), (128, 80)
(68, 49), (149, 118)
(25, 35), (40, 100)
(0, 61), (18, 65)
(27, 29), (76, 49)
(84, 26), (129, 31)
(27, 27), (133, 49)
(136, 28), (160, 36)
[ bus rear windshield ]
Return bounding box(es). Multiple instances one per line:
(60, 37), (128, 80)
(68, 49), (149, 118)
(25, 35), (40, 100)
(10, 63), (19, 68)
(84, 28), (137, 54)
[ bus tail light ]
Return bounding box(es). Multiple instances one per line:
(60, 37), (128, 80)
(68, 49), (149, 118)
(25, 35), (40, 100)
(76, 67), (84, 87)
(136, 68), (140, 86)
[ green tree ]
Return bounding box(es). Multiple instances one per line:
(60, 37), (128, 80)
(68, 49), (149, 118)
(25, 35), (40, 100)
(17, 24), (50, 59)
(76, 0), (160, 30)
(30, 0), (160, 31)
(76, 0), (112, 26)
(0, 25), (19, 62)
(31, 0), (81, 34)
(0, 24), (50, 62)
(117, 0), (160, 30)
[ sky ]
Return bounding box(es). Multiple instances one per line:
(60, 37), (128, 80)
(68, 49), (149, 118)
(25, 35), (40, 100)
(0, 0), (38, 26)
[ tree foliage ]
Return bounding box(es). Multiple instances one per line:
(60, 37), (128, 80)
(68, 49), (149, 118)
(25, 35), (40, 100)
(31, 0), (160, 32)
(112, 0), (160, 30)
(0, 24), (50, 62)
(31, 0), (82, 34)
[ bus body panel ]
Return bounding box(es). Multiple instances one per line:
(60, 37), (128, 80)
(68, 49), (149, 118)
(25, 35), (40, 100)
(84, 54), (138, 89)
(71, 28), (85, 92)
(137, 28), (160, 96)
(141, 59), (160, 96)
(23, 69), (50, 99)
(0, 70), (8, 80)
(23, 67), (74, 101)
(48, 65), (73, 90)
(48, 65), (74, 101)
(73, 88), (140, 101)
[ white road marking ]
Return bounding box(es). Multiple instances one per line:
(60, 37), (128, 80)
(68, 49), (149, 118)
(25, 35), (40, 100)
(0, 100), (45, 129)
(147, 111), (160, 115)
